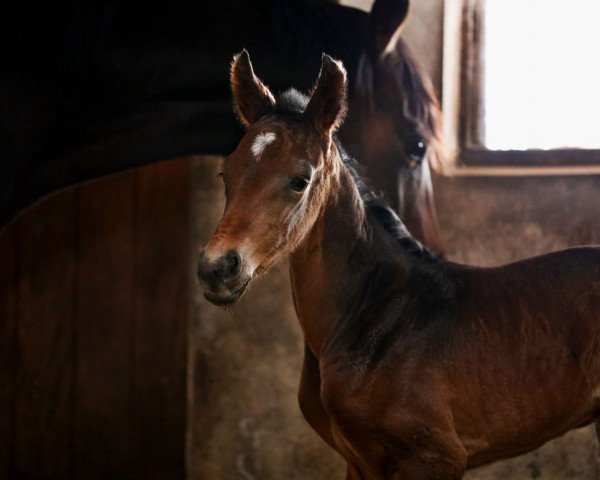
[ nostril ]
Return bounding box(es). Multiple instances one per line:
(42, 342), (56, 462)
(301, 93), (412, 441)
(221, 250), (241, 279)
(198, 250), (242, 284)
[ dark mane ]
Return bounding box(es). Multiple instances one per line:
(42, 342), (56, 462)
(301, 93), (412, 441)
(273, 89), (438, 261)
(356, 40), (449, 173)
(337, 141), (437, 261)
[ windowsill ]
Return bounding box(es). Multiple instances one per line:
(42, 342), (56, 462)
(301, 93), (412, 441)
(450, 164), (600, 177)
(451, 148), (600, 177)
(462, 148), (600, 166)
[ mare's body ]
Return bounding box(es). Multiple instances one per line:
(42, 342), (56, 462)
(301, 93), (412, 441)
(198, 52), (600, 479)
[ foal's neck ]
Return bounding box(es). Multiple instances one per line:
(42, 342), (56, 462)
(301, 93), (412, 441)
(289, 146), (409, 357)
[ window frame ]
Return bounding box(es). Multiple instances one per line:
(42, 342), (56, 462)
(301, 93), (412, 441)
(447, 0), (600, 171)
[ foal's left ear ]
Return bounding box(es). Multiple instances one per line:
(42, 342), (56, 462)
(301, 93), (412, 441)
(231, 50), (276, 128)
(304, 55), (348, 137)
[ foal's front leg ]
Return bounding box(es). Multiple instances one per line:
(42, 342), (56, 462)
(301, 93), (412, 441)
(344, 450), (466, 480)
(331, 417), (468, 480)
(388, 453), (467, 480)
(345, 463), (365, 480)
(359, 449), (467, 480)
(298, 341), (338, 450)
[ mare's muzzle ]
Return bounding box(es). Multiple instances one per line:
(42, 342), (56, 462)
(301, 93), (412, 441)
(197, 250), (249, 306)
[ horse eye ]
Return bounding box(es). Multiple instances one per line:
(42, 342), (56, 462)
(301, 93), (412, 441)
(405, 138), (427, 164)
(290, 176), (309, 192)
(407, 139), (425, 157)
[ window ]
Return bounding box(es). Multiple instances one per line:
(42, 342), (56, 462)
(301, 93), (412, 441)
(448, 0), (600, 169)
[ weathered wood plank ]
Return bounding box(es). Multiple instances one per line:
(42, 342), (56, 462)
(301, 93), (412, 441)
(131, 159), (190, 480)
(72, 173), (135, 479)
(15, 189), (77, 478)
(0, 226), (17, 477)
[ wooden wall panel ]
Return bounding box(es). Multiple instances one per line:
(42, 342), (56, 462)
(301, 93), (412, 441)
(0, 227), (17, 477)
(72, 173), (135, 479)
(15, 189), (77, 479)
(0, 158), (191, 479)
(131, 160), (190, 480)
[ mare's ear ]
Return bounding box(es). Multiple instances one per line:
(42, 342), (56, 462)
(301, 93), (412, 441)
(368, 0), (410, 57)
(304, 54), (348, 137)
(230, 50), (276, 128)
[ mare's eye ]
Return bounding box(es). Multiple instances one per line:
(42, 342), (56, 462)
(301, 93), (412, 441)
(290, 176), (309, 192)
(405, 136), (427, 164)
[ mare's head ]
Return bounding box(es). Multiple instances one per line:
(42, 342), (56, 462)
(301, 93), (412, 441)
(341, 0), (449, 254)
(197, 51), (347, 306)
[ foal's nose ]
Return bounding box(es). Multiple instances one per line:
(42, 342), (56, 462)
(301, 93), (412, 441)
(197, 250), (242, 284)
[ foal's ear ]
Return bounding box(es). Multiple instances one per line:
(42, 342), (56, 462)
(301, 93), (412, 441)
(230, 50), (276, 128)
(368, 0), (410, 56)
(304, 55), (348, 137)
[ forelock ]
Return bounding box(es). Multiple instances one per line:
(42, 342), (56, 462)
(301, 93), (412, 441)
(274, 89), (310, 115)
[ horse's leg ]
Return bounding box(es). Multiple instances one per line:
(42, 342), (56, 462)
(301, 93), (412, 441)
(388, 454), (467, 480)
(596, 420), (600, 447)
(298, 341), (338, 450)
(341, 446), (466, 480)
(390, 435), (467, 480)
(336, 425), (467, 480)
(345, 464), (363, 480)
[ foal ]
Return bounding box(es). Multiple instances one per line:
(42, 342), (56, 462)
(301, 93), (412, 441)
(198, 51), (600, 479)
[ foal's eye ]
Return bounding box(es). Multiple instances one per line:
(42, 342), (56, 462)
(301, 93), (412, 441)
(290, 176), (309, 192)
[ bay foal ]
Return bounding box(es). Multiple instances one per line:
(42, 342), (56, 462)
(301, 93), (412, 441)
(197, 52), (600, 479)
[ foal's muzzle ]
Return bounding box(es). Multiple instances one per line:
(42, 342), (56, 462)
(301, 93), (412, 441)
(197, 250), (249, 306)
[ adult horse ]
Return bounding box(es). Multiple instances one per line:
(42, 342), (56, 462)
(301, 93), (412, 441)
(1, 0), (446, 254)
(197, 52), (600, 479)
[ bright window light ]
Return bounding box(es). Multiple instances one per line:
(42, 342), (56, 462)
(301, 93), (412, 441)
(484, 0), (600, 150)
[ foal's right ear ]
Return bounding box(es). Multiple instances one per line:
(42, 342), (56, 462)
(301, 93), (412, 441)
(304, 54), (348, 138)
(230, 50), (276, 128)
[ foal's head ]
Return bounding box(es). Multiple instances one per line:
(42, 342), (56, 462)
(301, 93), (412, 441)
(197, 51), (348, 306)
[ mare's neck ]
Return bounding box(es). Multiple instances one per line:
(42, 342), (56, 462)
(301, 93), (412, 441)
(289, 149), (408, 357)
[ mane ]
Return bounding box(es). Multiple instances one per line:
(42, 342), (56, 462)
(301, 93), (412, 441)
(356, 40), (450, 174)
(274, 89), (438, 261)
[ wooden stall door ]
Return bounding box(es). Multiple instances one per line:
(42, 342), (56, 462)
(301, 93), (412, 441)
(0, 157), (192, 480)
